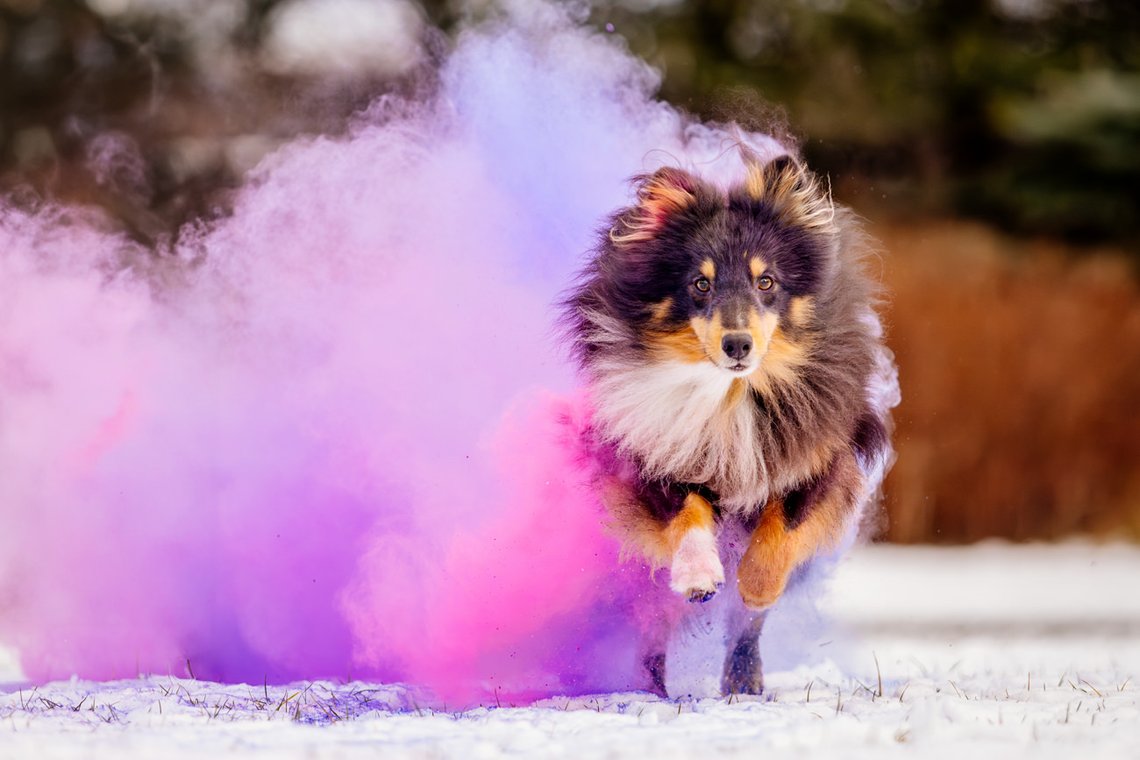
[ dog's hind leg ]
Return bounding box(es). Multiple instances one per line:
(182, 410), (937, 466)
(636, 596), (676, 697)
(722, 613), (767, 696)
(643, 651), (668, 697)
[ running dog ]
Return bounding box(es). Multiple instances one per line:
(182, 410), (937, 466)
(563, 152), (896, 695)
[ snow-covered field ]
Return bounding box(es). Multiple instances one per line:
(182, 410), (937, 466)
(2, 542), (1137, 758)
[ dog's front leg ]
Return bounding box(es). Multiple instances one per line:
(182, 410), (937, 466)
(737, 448), (861, 610)
(664, 493), (724, 603)
(598, 477), (723, 602)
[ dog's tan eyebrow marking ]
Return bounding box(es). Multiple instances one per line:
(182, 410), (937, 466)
(749, 256), (768, 279)
(700, 260), (716, 280)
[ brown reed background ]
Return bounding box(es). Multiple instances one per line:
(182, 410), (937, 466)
(2, 0), (1138, 543)
(875, 221), (1140, 543)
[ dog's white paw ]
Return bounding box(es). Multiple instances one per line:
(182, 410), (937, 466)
(669, 528), (725, 603)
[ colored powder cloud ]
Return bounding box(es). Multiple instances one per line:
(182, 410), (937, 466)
(0, 2), (797, 706)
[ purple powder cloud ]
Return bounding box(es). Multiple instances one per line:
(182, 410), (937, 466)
(0, 3), (799, 707)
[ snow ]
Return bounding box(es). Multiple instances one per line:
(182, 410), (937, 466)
(2, 542), (1138, 758)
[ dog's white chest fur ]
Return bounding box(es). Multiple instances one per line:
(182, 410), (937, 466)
(591, 360), (770, 512)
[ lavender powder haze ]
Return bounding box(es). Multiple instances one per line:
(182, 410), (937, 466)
(0, 2), (844, 707)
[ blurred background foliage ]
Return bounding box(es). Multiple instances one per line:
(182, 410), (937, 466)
(592, 0), (1140, 244)
(1, 0), (1137, 543)
(3, 0), (1138, 243)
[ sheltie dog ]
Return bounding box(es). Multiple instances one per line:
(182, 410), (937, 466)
(563, 151), (897, 696)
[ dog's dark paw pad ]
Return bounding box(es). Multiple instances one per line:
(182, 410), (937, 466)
(687, 588), (718, 603)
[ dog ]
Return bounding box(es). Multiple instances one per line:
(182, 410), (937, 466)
(563, 152), (897, 696)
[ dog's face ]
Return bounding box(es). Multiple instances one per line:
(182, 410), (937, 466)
(601, 157), (836, 385)
(645, 214), (810, 378)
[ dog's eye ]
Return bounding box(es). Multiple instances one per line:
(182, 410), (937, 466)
(757, 275), (775, 291)
(693, 276), (711, 293)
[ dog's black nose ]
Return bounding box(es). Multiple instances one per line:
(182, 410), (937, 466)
(721, 332), (753, 361)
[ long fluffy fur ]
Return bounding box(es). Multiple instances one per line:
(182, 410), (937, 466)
(562, 150), (898, 696)
(565, 155), (893, 515)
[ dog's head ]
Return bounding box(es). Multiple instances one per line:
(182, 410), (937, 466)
(583, 156), (837, 385)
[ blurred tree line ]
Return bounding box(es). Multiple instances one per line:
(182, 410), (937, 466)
(0, 0), (425, 242)
(1, 0), (1138, 246)
(589, 0), (1140, 245)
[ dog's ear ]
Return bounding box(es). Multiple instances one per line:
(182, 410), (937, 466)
(742, 155), (836, 236)
(610, 167), (712, 246)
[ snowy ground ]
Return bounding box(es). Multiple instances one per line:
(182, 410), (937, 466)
(2, 542), (1137, 758)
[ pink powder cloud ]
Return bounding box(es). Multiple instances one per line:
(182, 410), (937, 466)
(0, 4), (793, 707)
